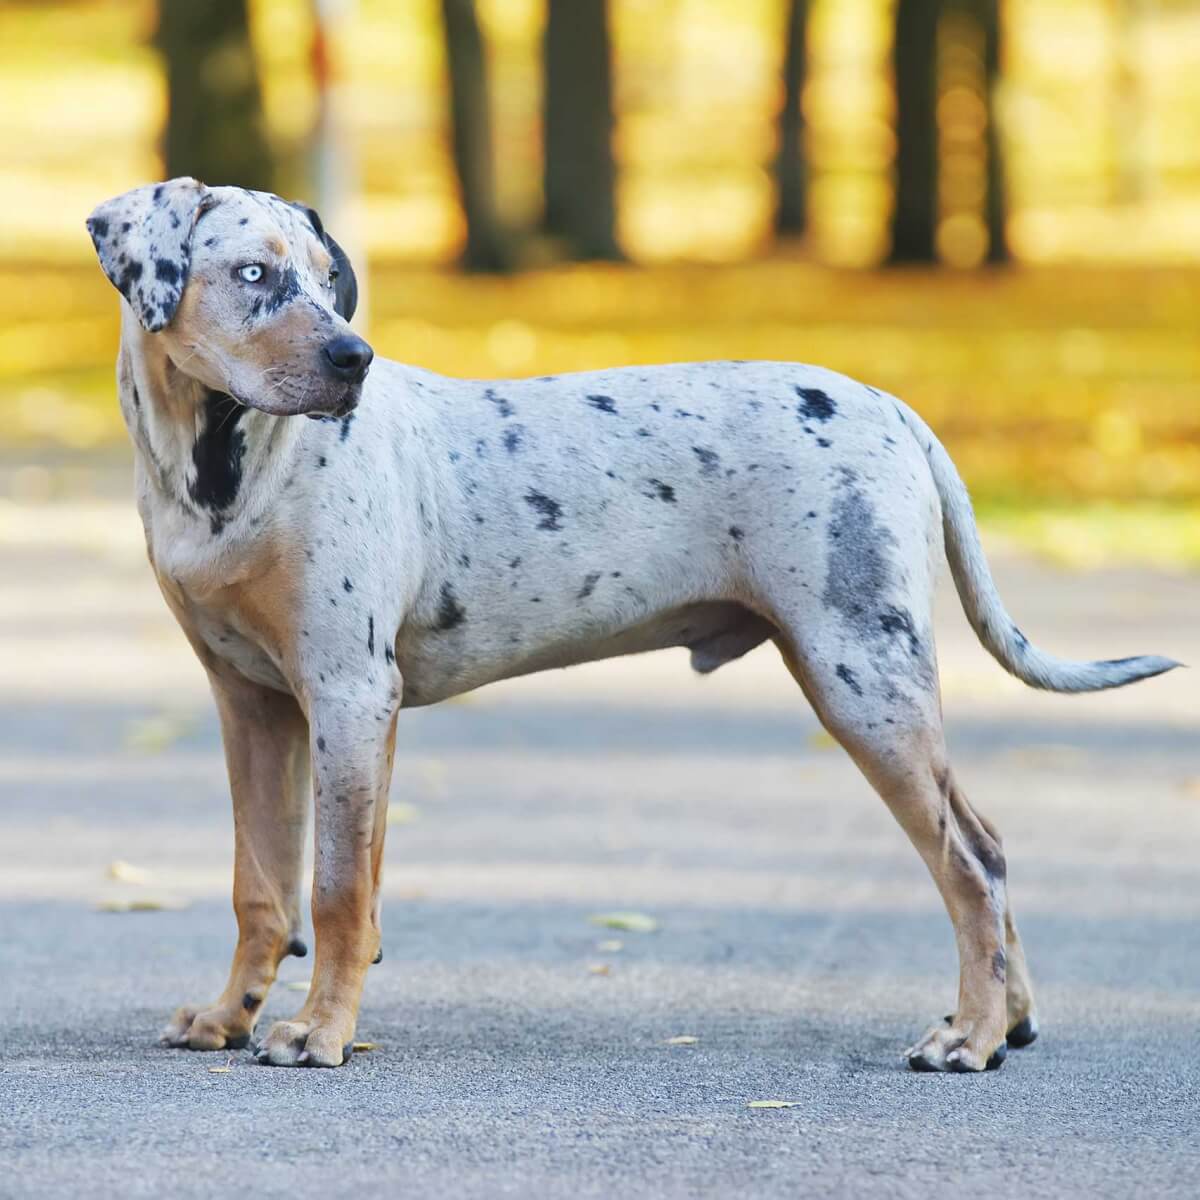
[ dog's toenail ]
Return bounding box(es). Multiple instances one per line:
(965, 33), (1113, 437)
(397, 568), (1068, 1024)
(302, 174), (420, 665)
(287, 938), (308, 958)
(985, 1041), (1008, 1070)
(1007, 1016), (1038, 1048)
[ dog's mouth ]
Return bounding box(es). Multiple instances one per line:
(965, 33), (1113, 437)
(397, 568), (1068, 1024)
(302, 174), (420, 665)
(304, 392), (359, 421)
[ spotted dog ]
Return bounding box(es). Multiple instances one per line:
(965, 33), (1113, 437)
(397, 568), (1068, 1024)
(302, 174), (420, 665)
(86, 177), (1178, 1072)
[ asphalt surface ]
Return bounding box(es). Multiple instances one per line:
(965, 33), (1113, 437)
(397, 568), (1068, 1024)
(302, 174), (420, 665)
(1, 466), (1198, 1198)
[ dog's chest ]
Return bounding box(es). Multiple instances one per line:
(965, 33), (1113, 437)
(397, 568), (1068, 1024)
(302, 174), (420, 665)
(146, 519), (294, 695)
(191, 608), (291, 691)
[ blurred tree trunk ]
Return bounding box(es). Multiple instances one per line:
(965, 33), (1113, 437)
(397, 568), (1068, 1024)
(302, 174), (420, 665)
(156, 0), (273, 191)
(1110, 0), (1149, 206)
(979, 0), (1008, 263)
(889, 0), (941, 263)
(441, 0), (513, 271)
(774, 0), (808, 236)
(542, 0), (621, 260)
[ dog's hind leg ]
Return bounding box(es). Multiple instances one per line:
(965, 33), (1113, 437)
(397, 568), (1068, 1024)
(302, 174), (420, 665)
(755, 486), (1022, 1076)
(161, 668), (310, 1051)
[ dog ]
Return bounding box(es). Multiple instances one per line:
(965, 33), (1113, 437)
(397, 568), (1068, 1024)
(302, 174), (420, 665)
(86, 177), (1178, 1071)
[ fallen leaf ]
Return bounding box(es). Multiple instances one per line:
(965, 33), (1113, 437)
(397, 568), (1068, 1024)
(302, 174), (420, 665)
(596, 939), (624, 953)
(587, 962), (611, 976)
(96, 897), (187, 913)
(588, 911), (659, 933)
(666, 1035), (699, 1045)
(807, 730), (837, 751)
(208, 1067), (232, 1074)
(123, 713), (194, 753)
(351, 1042), (379, 1053)
(283, 980), (311, 992)
(106, 860), (149, 884)
(387, 803), (421, 826)
(747, 1100), (801, 1109)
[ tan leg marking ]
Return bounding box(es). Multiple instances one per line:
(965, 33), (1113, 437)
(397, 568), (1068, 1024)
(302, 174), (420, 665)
(255, 700), (399, 1067)
(161, 667), (310, 1051)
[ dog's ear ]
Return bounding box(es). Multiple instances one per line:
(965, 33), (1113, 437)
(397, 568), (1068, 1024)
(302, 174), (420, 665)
(86, 178), (213, 333)
(293, 203), (359, 322)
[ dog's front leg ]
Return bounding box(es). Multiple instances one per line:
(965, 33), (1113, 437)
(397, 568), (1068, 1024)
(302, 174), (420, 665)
(255, 685), (400, 1067)
(161, 668), (310, 1051)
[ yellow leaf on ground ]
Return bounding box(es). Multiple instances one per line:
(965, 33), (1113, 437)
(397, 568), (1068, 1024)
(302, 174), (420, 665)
(587, 962), (611, 975)
(106, 860), (149, 884)
(123, 713), (193, 753)
(666, 1035), (699, 1045)
(588, 911), (659, 933)
(96, 897), (186, 913)
(283, 980), (311, 992)
(748, 1100), (801, 1109)
(352, 1042), (379, 1053)
(807, 730), (837, 751)
(208, 1067), (232, 1074)
(596, 939), (624, 953)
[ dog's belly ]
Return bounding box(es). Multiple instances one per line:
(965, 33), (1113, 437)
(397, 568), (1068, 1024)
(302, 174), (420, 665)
(394, 600), (773, 707)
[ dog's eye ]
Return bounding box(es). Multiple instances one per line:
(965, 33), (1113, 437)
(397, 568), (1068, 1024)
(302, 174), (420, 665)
(327, 266), (340, 289)
(237, 264), (266, 284)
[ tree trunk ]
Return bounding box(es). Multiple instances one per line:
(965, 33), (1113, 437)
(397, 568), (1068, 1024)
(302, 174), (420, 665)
(441, 0), (512, 271)
(979, 0), (1008, 263)
(889, 0), (941, 264)
(542, 0), (621, 260)
(156, 0), (273, 191)
(775, 0), (808, 236)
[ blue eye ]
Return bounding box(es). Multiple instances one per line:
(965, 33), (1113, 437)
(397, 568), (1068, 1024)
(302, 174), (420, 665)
(237, 264), (265, 283)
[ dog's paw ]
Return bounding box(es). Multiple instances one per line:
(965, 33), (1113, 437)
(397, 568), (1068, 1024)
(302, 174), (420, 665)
(160, 1003), (253, 1051)
(905, 1016), (1007, 1073)
(253, 1017), (353, 1068)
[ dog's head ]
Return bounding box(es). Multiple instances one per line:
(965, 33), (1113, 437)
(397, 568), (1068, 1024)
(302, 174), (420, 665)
(86, 178), (371, 418)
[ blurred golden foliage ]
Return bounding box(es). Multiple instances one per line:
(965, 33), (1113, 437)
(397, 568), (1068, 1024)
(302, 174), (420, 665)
(1, 0), (1198, 567)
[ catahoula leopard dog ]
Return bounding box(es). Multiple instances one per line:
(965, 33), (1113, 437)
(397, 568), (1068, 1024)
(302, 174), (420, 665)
(87, 177), (1178, 1072)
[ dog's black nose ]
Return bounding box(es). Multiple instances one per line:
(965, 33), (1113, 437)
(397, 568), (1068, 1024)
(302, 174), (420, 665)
(322, 334), (374, 383)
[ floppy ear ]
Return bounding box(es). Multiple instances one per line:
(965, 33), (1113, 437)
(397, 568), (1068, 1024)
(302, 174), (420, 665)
(86, 177), (212, 333)
(294, 204), (359, 322)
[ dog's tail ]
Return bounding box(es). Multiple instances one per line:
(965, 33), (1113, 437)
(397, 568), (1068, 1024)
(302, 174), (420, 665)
(892, 398), (1181, 693)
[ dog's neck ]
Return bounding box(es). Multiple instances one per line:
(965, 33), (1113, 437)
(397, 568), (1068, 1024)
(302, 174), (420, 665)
(118, 319), (303, 540)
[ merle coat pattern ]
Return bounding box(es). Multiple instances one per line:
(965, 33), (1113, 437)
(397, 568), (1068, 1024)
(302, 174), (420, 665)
(86, 179), (1178, 1072)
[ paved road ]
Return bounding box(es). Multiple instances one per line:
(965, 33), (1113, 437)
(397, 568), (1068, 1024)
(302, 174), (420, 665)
(1, 468), (1198, 1198)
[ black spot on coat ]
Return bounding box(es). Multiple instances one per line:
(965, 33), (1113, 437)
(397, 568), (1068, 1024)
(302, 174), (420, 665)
(692, 446), (720, 477)
(644, 479), (676, 503)
(577, 572), (601, 600)
(835, 663), (864, 696)
(796, 387), (837, 422)
(524, 490), (563, 530)
(437, 582), (467, 630)
(187, 390), (246, 534)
